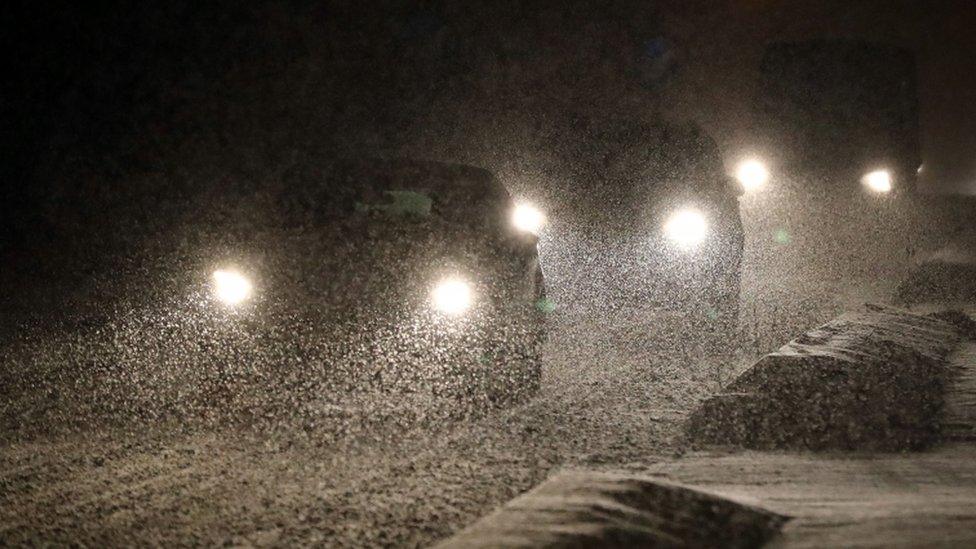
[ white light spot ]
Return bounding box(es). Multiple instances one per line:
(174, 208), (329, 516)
(431, 277), (473, 315)
(735, 159), (769, 192)
(511, 203), (546, 234)
(862, 170), (892, 193)
(663, 209), (708, 247)
(212, 269), (253, 306)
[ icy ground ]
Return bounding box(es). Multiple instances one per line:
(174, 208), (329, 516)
(0, 312), (718, 547)
(1, 192), (972, 547)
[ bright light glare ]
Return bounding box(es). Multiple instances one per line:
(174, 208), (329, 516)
(862, 170), (892, 193)
(511, 203), (545, 234)
(735, 159), (769, 192)
(431, 277), (473, 315)
(212, 269), (253, 306)
(663, 209), (708, 247)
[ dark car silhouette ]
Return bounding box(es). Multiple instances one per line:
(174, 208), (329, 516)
(531, 116), (743, 334)
(1, 159), (546, 440)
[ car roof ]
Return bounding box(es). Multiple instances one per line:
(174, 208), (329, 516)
(282, 157), (506, 200)
(274, 157), (514, 231)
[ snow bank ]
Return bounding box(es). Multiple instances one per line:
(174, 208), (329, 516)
(434, 470), (787, 548)
(898, 260), (976, 305)
(687, 305), (967, 451)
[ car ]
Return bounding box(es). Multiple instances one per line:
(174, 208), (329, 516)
(1, 159), (546, 440)
(271, 158), (547, 412)
(753, 40), (920, 195)
(524, 115), (743, 336)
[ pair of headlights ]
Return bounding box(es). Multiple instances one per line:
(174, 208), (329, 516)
(735, 159), (894, 194)
(208, 204), (543, 312)
(211, 268), (474, 315)
(514, 201), (707, 246)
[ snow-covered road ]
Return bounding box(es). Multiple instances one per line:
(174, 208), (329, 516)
(2, 192), (974, 547)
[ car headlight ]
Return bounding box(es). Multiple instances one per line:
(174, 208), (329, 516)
(862, 169), (892, 193)
(431, 277), (473, 315)
(212, 269), (253, 306)
(735, 159), (769, 192)
(511, 203), (545, 234)
(663, 209), (708, 247)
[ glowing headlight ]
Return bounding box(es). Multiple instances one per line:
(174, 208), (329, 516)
(431, 277), (473, 315)
(735, 159), (769, 192)
(663, 209), (708, 247)
(511, 203), (545, 234)
(862, 169), (892, 193)
(212, 269), (253, 306)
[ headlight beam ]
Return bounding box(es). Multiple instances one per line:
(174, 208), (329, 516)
(212, 269), (253, 306)
(431, 277), (473, 315)
(663, 209), (708, 248)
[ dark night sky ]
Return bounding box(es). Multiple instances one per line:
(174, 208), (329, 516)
(3, 0), (975, 245)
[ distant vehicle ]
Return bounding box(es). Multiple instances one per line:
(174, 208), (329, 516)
(753, 40), (921, 194)
(535, 116), (744, 334)
(1, 159), (546, 438)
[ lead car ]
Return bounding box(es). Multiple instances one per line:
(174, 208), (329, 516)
(268, 159), (547, 418)
(1, 159), (546, 439)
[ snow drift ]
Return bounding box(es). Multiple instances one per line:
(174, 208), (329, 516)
(434, 470), (787, 548)
(687, 305), (970, 451)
